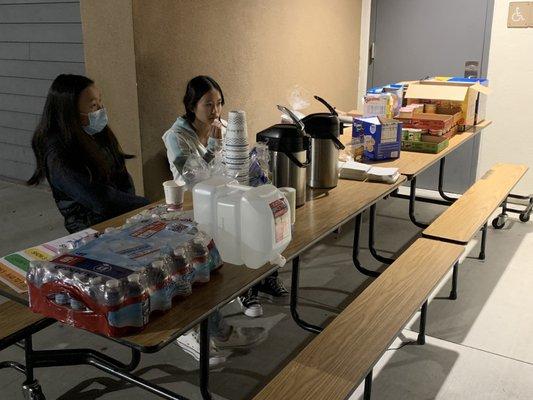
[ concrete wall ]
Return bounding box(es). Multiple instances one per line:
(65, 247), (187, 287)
(478, 1), (533, 194)
(80, 0), (144, 194)
(0, 0), (84, 182)
(81, 0), (362, 200)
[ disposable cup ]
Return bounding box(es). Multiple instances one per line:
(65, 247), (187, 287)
(163, 179), (186, 209)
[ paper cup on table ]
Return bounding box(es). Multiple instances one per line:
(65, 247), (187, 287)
(163, 179), (186, 210)
(279, 187), (296, 225)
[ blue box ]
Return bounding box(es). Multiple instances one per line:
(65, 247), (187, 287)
(353, 117), (402, 161)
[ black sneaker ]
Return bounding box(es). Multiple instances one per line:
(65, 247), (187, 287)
(257, 275), (289, 298)
(237, 288), (263, 318)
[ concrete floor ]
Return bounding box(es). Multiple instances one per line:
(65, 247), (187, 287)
(1, 180), (532, 399)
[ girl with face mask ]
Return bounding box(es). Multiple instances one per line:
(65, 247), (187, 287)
(27, 74), (149, 233)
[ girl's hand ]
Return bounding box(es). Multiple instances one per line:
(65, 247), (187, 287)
(209, 119), (223, 139)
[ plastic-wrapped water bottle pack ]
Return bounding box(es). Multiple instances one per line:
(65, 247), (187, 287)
(26, 207), (223, 337)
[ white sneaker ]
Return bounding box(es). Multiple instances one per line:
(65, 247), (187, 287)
(213, 326), (267, 349)
(175, 330), (231, 367)
(237, 288), (264, 318)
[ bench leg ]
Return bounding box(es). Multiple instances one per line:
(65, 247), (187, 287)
(449, 262), (459, 300)
(479, 222), (488, 260)
(199, 318), (212, 400)
(352, 214), (381, 278)
(290, 256), (323, 334)
(363, 369), (373, 400)
(368, 204), (396, 265)
(408, 178), (430, 229)
(417, 301), (428, 345)
(438, 158), (459, 203)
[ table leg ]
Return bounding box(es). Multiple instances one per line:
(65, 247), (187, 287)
(492, 198), (508, 229)
(352, 214), (381, 278)
(368, 204), (396, 265)
(26, 345), (187, 399)
(199, 318), (212, 400)
(290, 256), (323, 334)
(438, 158), (459, 203)
(493, 194), (533, 227)
(21, 336), (45, 400)
(408, 178), (429, 229)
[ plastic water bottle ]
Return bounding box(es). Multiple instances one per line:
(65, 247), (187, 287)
(125, 273), (149, 327)
(173, 246), (189, 275)
(103, 279), (124, 308)
(32, 262), (57, 288)
(147, 260), (166, 290)
(58, 268), (73, 282)
(189, 237), (210, 283)
(54, 292), (70, 306)
(147, 260), (173, 312)
(69, 297), (86, 311)
(87, 276), (104, 302)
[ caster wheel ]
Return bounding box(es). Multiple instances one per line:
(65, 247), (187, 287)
(492, 215), (506, 229)
(519, 213), (530, 222)
(22, 381), (46, 400)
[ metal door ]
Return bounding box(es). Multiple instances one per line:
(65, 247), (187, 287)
(368, 0), (494, 193)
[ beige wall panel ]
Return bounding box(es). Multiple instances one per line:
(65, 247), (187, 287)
(80, 0), (144, 194)
(132, 0), (362, 199)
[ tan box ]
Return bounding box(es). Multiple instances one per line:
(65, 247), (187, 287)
(406, 81), (490, 127)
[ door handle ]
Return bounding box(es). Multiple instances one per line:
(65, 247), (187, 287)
(369, 42), (375, 65)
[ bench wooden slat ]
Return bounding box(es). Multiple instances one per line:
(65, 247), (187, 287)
(253, 238), (464, 400)
(0, 301), (45, 342)
(423, 163), (528, 244)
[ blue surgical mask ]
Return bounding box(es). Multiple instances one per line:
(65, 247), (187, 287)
(82, 108), (108, 135)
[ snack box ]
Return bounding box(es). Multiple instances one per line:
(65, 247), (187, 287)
(354, 116), (402, 161)
(402, 136), (449, 154)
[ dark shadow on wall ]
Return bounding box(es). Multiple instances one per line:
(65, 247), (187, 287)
(143, 148), (172, 201)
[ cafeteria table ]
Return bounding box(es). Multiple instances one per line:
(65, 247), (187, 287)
(0, 177), (405, 400)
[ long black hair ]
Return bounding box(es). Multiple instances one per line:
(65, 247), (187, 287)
(27, 74), (132, 186)
(182, 75), (225, 123)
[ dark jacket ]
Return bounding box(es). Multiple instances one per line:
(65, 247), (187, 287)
(44, 138), (149, 233)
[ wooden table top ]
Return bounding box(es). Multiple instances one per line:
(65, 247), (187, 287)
(1, 177), (405, 352)
(0, 300), (48, 343)
(252, 238), (465, 400)
(341, 120), (492, 178)
(423, 163), (529, 244)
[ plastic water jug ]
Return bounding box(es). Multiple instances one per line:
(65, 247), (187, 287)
(193, 177), (292, 269)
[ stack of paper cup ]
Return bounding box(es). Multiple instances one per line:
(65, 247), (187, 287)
(224, 110), (249, 185)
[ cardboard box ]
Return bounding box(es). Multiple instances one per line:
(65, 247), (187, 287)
(353, 116), (402, 161)
(411, 79), (491, 126)
(397, 113), (454, 131)
(423, 125), (458, 141)
(402, 136), (449, 154)
(406, 81), (490, 127)
(447, 77), (490, 124)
